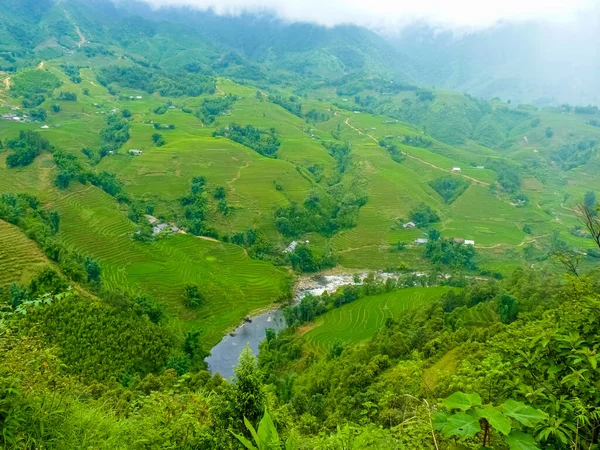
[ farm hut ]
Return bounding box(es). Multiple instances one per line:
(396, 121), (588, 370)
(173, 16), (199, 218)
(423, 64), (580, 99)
(129, 149), (143, 156)
(453, 238), (464, 243)
(464, 240), (475, 246)
(403, 222), (416, 229)
(452, 167), (461, 172)
(283, 241), (298, 253)
(414, 238), (428, 245)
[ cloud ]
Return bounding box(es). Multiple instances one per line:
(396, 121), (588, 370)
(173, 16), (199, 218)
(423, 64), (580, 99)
(131, 0), (597, 30)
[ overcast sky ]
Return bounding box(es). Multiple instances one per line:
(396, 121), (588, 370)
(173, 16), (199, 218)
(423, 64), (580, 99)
(133, 0), (598, 30)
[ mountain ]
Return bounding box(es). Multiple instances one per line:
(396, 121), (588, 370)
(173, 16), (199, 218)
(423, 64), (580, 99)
(389, 19), (600, 106)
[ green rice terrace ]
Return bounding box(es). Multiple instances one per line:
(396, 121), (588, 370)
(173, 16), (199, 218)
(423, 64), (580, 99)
(1, 1), (600, 449)
(1, 53), (600, 347)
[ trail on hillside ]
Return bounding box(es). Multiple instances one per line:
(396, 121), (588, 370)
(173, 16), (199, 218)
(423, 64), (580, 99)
(344, 118), (489, 187)
(4, 76), (11, 90)
(37, 61), (45, 70)
(63, 8), (87, 48)
(216, 85), (225, 95)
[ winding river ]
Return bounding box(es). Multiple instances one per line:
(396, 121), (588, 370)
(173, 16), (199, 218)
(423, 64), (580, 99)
(205, 274), (362, 378)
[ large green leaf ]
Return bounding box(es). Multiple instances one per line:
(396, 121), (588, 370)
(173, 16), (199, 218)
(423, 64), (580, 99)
(505, 431), (541, 450)
(441, 412), (481, 439)
(432, 412), (450, 431)
(442, 392), (482, 411)
(502, 400), (546, 427)
(231, 430), (258, 450)
(257, 409), (280, 447)
(475, 407), (512, 435)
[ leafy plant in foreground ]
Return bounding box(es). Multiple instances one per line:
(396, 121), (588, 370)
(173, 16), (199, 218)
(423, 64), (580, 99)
(433, 392), (546, 449)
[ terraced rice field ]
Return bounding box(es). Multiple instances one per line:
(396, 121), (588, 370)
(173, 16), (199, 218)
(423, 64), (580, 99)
(0, 220), (49, 286)
(304, 286), (451, 353)
(50, 184), (288, 345)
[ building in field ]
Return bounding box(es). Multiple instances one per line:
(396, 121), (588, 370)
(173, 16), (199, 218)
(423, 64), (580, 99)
(283, 241), (298, 253)
(464, 240), (475, 246)
(414, 238), (428, 245)
(452, 167), (461, 172)
(453, 238), (464, 243)
(403, 222), (416, 229)
(129, 149), (143, 156)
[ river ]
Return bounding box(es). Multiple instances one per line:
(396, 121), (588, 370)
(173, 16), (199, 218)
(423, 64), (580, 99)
(205, 274), (364, 378)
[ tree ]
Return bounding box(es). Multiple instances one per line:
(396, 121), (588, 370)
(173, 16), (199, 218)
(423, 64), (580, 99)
(231, 346), (266, 430)
(214, 186), (226, 200)
(545, 127), (554, 138)
(579, 202), (600, 249)
(152, 133), (165, 147)
(122, 109), (131, 118)
(183, 284), (203, 308)
(84, 258), (101, 283)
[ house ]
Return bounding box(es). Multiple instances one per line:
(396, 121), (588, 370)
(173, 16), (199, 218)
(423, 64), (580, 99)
(147, 216), (158, 225)
(2, 114), (16, 120)
(283, 241), (298, 253)
(152, 223), (169, 234)
(136, 96), (143, 99)
(41, 125), (49, 129)
(464, 240), (475, 246)
(403, 222), (416, 229)
(168, 105), (176, 109)
(453, 238), (464, 243)
(476, 166), (485, 169)
(452, 167), (461, 172)
(414, 238), (428, 245)
(342, 99), (348, 102)
(129, 149), (143, 156)
(353, 111), (360, 114)
(171, 226), (180, 233)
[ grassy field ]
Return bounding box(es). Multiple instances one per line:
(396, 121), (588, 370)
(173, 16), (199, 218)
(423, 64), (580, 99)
(0, 220), (49, 287)
(303, 286), (452, 353)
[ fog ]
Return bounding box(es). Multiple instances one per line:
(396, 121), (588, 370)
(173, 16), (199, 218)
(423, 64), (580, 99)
(129, 0), (597, 30)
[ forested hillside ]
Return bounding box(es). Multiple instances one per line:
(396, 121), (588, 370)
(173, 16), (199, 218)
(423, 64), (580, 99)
(1, 0), (599, 449)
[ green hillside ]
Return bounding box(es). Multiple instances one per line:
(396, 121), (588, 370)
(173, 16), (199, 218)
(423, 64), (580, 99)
(1, 2), (599, 449)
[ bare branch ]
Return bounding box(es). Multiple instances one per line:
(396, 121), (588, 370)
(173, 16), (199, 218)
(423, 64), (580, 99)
(578, 203), (600, 250)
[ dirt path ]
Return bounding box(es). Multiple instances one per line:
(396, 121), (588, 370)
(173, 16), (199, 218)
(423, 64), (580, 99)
(37, 61), (45, 70)
(344, 118), (489, 187)
(227, 161), (250, 194)
(4, 76), (11, 90)
(216, 85), (225, 95)
(63, 8), (87, 48)
(475, 233), (552, 250)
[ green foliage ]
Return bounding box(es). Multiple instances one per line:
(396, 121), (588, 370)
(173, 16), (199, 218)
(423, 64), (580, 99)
(409, 203), (440, 228)
(214, 123), (280, 158)
(553, 138), (597, 170)
(100, 114), (130, 155)
(434, 392), (545, 448)
(289, 245), (336, 273)
(429, 176), (470, 204)
(197, 94), (238, 124)
(378, 138), (404, 163)
(183, 284), (204, 308)
(269, 93), (302, 117)
(486, 158), (521, 193)
(424, 238), (477, 269)
(5, 131), (51, 168)
(23, 291), (174, 381)
(97, 65), (216, 97)
(61, 64), (81, 83)
(152, 133), (165, 147)
(57, 91), (77, 101)
(10, 69), (60, 97)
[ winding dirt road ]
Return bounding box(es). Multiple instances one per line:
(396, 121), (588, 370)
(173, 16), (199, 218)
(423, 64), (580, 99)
(344, 118), (489, 186)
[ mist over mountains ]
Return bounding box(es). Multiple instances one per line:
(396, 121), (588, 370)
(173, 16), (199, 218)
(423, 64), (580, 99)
(2, 0), (598, 105)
